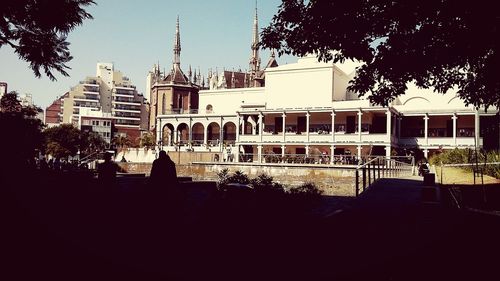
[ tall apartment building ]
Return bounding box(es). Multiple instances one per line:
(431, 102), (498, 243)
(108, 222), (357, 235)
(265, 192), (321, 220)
(45, 93), (68, 127)
(62, 63), (148, 141)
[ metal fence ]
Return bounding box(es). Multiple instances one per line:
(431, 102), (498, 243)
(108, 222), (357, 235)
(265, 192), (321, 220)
(354, 156), (414, 197)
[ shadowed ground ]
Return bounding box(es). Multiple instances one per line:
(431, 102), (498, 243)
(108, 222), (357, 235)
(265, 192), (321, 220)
(1, 173), (499, 281)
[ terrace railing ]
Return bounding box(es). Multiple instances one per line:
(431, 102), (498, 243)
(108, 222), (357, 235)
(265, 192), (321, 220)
(354, 156), (414, 197)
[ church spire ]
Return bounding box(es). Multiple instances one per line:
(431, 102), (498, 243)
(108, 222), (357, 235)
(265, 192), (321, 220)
(249, 1), (261, 84)
(173, 15), (181, 66)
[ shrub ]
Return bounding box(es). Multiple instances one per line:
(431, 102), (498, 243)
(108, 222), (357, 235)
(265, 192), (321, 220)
(430, 149), (500, 179)
(288, 182), (323, 197)
(250, 173), (285, 195)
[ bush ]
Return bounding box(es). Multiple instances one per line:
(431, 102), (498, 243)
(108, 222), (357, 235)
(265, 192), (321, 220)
(288, 182), (323, 197)
(250, 174), (285, 195)
(430, 149), (500, 179)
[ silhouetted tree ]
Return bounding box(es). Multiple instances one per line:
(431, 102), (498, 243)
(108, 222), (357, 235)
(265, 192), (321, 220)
(0, 0), (95, 80)
(262, 0), (500, 109)
(0, 91), (44, 173)
(80, 131), (107, 157)
(112, 135), (132, 151)
(138, 132), (155, 150)
(43, 124), (82, 158)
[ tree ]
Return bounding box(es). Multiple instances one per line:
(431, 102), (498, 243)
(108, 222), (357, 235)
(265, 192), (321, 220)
(0, 0), (95, 80)
(0, 91), (44, 172)
(112, 135), (132, 151)
(80, 131), (107, 156)
(138, 132), (155, 150)
(261, 0), (500, 109)
(43, 124), (82, 159)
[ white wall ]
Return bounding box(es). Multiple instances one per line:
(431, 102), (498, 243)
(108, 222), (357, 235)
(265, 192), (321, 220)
(198, 88), (265, 115)
(265, 56), (334, 109)
(116, 148), (156, 163)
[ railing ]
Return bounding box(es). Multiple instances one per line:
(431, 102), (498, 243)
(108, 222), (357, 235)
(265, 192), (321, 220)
(354, 156), (414, 197)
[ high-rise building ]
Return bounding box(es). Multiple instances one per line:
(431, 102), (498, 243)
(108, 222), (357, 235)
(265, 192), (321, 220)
(45, 93), (68, 128)
(61, 63), (147, 141)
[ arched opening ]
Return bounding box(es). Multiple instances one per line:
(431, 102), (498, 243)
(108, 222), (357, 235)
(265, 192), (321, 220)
(191, 122), (204, 146)
(176, 123), (189, 145)
(223, 122), (237, 145)
(207, 122), (220, 146)
(162, 123), (174, 146)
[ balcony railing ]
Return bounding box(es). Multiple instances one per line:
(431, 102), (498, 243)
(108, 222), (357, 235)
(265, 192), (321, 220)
(163, 108), (199, 114)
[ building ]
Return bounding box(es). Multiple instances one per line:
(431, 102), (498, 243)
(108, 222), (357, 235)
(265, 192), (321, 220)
(45, 93), (68, 127)
(148, 17), (201, 134)
(0, 82), (8, 97)
(61, 63), (147, 141)
(79, 108), (113, 144)
(155, 9), (499, 162)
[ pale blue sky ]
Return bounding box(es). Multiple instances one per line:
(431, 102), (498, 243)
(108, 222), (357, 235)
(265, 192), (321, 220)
(0, 0), (297, 108)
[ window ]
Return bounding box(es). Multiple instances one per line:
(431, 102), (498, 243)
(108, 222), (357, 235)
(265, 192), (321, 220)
(206, 104), (213, 113)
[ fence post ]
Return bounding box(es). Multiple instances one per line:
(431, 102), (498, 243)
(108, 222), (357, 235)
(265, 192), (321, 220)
(363, 167), (366, 192)
(355, 169), (359, 196)
(373, 160), (377, 180)
(377, 158), (381, 179)
(368, 163), (371, 186)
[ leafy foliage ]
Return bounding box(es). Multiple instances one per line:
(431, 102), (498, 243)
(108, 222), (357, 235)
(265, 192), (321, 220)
(0, 91), (44, 170)
(138, 132), (155, 150)
(430, 148), (500, 179)
(261, 0), (500, 109)
(0, 0), (95, 80)
(43, 124), (82, 158)
(112, 135), (133, 151)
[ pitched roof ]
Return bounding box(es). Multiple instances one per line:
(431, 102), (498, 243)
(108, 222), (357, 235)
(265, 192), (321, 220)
(162, 64), (189, 84)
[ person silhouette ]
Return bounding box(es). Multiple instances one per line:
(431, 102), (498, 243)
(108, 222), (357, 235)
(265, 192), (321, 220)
(149, 151), (182, 221)
(149, 150), (178, 188)
(98, 152), (117, 186)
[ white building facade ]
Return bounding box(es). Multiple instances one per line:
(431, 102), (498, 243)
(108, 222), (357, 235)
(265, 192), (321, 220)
(156, 55), (499, 163)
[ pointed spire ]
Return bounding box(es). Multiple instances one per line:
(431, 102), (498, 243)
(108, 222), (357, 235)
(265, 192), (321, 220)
(193, 69), (197, 84)
(249, 1), (261, 86)
(173, 15), (181, 66)
(188, 65), (192, 82)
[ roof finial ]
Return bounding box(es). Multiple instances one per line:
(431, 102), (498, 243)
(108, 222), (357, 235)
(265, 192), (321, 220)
(249, 0), (261, 85)
(173, 15), (181, 66)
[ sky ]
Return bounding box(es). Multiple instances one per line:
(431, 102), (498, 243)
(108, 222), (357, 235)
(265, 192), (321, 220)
(0, 0), (298, 109)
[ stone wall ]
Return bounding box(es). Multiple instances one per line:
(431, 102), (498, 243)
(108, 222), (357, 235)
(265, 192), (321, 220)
(118, 162), (357, 196)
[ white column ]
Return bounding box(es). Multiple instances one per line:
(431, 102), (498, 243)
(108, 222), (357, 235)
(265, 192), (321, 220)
(330, 145), (335, 164)
(174, 127), (179, 145)
(386, 110), (392, 143)
(424, 114), (429, 146)
(306, 112), (310, 142)
(357, 110), (363, 142)
(257, 145), (262, 163)
(474, 110), (480, 147)
(305, 145), (309, 156)
(235, 114), (240, 143)
(357, 145), (362, 164)
(282, 112), (286, 142)
(203, 123), (208, 147)
(219, 117), (224, 150)
(452, 114), (457, 147)
(424, 149), (429, 159)
(258, 113), (263, 142)
(385, 145), (391, 158)
(331, 111), (336, 142)
(156, 118), (162, 146)
(188, 118), (192, 145)
(235, 145), (240, 162)
(281, 145), (286, 159)
(240, 116), (245, 136)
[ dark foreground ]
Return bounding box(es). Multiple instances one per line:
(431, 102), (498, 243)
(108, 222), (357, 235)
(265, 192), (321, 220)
(1, 172), (500, 281)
